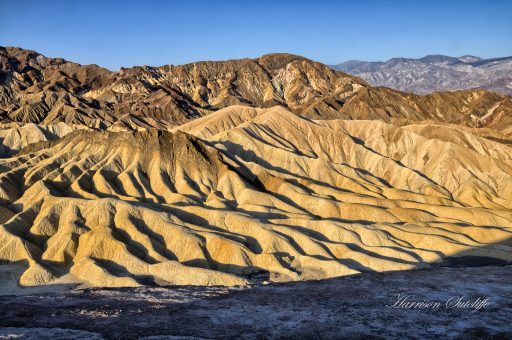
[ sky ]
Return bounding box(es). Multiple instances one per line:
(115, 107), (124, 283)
(1, 0), (511, 70)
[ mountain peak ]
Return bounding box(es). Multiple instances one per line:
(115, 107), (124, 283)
(257, 53), (307, 69)
(418, 55), (459, 64)
(458, 55), (482, 63)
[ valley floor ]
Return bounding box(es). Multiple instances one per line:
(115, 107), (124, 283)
(0, 265), (511, 339)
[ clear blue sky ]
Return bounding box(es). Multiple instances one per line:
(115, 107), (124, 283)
(1, 0), (511, 70)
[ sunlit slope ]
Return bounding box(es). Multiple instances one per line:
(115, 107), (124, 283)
(0, 106), (511, 288)
(0, 122), (81, 157)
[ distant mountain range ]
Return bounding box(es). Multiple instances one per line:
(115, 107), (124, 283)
(332, 55), (512, 95)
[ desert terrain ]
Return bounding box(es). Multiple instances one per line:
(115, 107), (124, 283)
(0, 47), (511, 338)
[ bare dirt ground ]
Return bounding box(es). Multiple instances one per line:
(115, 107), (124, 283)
(0, 265), (511, 339)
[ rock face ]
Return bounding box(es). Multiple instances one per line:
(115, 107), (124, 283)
(0, 106), (511, 288)
(333, 55), (512, 96)
(2, 47), (512, 132)
(337, 87), (512, 135)
(0, 47), (365, 130)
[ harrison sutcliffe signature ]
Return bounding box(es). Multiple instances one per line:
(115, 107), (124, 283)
(386, 293), (490, 312)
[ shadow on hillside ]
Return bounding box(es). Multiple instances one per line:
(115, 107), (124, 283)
(1, 235), (510, 296)
(0, 261), (78, 296)
(433, 235), (512, 268)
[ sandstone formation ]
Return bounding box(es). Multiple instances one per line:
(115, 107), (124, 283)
(0, 122), (81, 157)
(0, 48), (511, 289)
(0, 105), (511, 288)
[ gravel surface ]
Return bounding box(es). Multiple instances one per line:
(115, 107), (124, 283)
(1, 266), (511, 339)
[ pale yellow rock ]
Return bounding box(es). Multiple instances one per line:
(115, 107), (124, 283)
(0, 105), (511, 288)
(0, 122), (84, 157)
